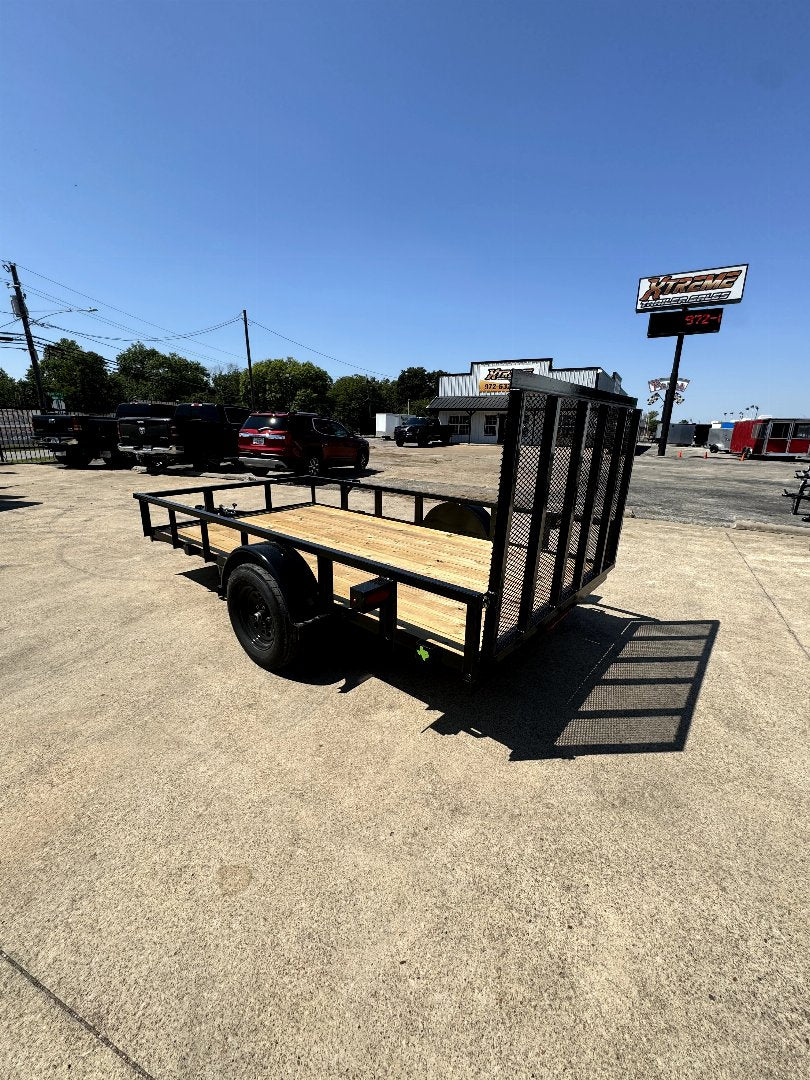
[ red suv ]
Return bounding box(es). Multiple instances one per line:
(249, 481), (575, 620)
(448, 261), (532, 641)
(236, 412), (370, 476)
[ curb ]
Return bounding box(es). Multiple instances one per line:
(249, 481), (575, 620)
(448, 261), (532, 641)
(733, 519), (809, 535)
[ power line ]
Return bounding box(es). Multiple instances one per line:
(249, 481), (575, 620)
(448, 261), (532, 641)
(21, 285), (243, 366)
(7, 261), (390, 380)
(247, 317), (386, 377)
(13, 262), (239, 341)
(31, 305), (240, 343)
(10, 266), (244, 362)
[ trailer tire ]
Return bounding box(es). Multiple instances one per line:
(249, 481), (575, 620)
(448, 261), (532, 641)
(250, 466), (271, 477)
(227, 563), (300, 670)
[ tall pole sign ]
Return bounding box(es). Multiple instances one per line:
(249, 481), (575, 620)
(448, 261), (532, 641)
(636, 264), (748, 455)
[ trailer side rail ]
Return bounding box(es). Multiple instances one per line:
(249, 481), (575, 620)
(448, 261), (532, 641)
(134, 484), (489, 680)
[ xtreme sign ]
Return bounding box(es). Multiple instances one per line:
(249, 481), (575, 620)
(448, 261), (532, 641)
(636, 264), (747, 312)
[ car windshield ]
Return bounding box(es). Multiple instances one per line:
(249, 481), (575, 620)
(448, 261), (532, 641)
(174, 404), (220, 421)
(403, 416), (429, 425)
(243, 415), (288, 431)
(116, 402), (174, 418)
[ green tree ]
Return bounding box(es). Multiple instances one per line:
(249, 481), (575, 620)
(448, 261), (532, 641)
(330, 376), (372, 432)
(246, 357), (332, 412)
(13, 373), (39, 408)
(0, 367), (18, 407)
(115, 343), (211, 402)
(329, 375), (402, 432)
(642, 409), (660, 437)
(40, 338), (116, 411)
(395, 366), (446, 411)
(211, 365), (245, 405)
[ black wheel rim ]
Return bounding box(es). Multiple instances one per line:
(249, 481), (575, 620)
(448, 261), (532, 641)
(307, 456), (319, 475)
(234, 583), (276, 649)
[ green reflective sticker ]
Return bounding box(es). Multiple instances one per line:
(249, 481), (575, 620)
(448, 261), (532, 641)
(416, 645), (430, 662)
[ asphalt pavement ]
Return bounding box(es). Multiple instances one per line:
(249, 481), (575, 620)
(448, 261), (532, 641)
(627, 447), (809, 528)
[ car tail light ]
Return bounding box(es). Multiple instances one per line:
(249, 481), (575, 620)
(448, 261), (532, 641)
(170, 423), (178, 440)
(71, 418), (82, 431)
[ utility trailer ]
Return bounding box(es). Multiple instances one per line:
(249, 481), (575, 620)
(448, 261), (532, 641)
(134, 373), (640, 682)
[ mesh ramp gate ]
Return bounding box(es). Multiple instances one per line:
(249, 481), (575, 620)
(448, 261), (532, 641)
(483, 376), (639, 659)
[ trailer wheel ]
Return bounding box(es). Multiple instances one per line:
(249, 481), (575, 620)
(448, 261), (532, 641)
(227, 564), (300, 670)
(250, 465), (271, 477)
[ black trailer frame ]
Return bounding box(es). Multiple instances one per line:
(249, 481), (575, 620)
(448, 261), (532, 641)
(134, 373), (640, 682)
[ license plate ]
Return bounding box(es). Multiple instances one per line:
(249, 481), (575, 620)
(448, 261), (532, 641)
(252, 436), (265, 445)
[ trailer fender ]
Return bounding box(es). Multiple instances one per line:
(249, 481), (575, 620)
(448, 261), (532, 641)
(220, 542), (319, 622)
(423, 501), (492, 540)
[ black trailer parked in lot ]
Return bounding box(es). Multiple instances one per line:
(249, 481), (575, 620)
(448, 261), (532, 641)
(134, 373), (640, 682)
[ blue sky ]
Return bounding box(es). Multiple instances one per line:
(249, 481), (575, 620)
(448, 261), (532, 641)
(3, 0), (808, 419)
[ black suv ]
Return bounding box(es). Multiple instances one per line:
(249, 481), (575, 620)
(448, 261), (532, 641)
(236, 412), (370, 475)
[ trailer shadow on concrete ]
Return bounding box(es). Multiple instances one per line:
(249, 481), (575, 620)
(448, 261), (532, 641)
(423, 607), (720, 760)
(178, 563), (720, 762)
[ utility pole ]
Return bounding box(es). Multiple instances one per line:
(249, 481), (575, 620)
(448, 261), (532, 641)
(5, 262), (47, 410)
(242, 309), (255, 410)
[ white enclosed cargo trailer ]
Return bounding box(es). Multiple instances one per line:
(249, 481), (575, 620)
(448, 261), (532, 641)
(375, 413), (406, 439)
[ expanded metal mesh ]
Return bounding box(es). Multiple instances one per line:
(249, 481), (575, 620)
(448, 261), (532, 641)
(493, 390), (638, 652)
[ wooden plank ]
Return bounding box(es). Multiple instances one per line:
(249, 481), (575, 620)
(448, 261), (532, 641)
(178, 504), (492, 592)
(171, 505), (494, 652)
(299, 554), (470, 652)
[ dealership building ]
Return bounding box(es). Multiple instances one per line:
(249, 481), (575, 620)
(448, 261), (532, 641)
(427, 358), (627, 443)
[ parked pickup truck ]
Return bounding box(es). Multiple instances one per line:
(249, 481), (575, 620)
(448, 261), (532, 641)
(118, 402), (250, 472)
(393, 416), (452, 447)
(32, 403), (171, 467)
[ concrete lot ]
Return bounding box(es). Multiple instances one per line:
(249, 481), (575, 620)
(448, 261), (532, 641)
(1, 458), (808, 1080)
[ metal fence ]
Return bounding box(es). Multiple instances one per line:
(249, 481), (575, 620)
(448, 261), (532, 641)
(483, 379), (640, 657)
(0, 409), (49, 463)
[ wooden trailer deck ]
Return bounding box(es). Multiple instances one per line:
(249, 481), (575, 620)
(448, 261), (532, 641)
(170, 503), (493, 654)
